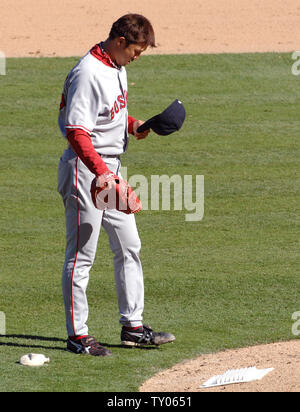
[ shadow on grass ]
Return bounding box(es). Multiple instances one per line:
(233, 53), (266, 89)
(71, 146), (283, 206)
(0, 334), (67, 351)
(0, 334), (159, 351)
(101, 342), (160, 351)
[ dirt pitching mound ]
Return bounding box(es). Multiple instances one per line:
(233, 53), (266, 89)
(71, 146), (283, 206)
(140, 340), (300, 392)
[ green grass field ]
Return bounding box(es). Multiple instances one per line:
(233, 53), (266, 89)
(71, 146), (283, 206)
(0, 53), (299, 392)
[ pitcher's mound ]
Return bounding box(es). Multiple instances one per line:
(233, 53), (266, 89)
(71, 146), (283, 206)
(140, 340), (300, 392)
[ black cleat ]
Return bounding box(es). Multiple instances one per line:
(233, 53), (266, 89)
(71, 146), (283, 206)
(121, 324), (175, 347)
(67, 335), (112, 357)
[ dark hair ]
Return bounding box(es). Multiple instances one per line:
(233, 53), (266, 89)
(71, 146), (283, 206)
(109, 14), (156, 48)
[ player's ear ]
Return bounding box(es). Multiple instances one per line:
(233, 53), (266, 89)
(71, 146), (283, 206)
(118, 36), (128, 49)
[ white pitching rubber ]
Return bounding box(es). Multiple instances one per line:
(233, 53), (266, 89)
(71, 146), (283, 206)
(202, 366), (274, 388)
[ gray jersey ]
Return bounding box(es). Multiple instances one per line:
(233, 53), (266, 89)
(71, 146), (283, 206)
(58, 47), (129, 155)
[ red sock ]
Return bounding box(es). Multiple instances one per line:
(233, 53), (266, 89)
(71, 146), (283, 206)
(69, 335), (88, 341)
(124, 326), (143, 331)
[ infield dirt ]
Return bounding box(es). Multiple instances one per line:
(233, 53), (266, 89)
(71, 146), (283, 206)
(1, 0), (300, 57)
(1, 0), (299, 392)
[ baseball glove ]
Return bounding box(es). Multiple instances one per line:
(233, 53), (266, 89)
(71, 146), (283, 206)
(90, 171), (142, 214)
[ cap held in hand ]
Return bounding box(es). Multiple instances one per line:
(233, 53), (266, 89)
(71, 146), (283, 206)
(137, 99), (186, 136)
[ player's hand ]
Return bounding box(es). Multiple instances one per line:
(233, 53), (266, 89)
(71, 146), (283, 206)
(133, 120), (150, 140)
(105, 179), (117, 191)
(95, 172), (117, 191)
(91, 172), (142, 214)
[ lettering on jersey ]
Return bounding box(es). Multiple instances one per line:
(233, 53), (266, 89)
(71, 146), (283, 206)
(110, 92), (128, 120)
(117, 95), (126, 109)
(110, 108), (115, 120)
(114, 100), (120, 114)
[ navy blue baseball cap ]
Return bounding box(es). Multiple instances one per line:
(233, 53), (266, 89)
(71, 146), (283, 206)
(137, 99), (186, 136)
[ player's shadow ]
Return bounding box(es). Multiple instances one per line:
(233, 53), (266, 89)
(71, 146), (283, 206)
(0, 334), (67, 352)
(0, 334), (159, 351)
(100, 342), (160, 351)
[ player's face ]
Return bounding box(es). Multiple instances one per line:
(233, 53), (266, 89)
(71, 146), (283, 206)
(115, 39), (147, 66)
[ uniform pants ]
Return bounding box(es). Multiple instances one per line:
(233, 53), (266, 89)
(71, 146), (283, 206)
(57, 147), (144, 337)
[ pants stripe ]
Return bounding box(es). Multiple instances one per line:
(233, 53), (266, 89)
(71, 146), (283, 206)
(70, 156), (80, 336)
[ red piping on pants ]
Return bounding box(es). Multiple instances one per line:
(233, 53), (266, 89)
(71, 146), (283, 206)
(70, 156), (80, 335)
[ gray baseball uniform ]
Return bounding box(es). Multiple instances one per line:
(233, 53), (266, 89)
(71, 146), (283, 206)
(57, 43), (144, 337)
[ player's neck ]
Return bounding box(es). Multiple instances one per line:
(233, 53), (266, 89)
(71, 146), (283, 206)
(102, 39), (116, 62)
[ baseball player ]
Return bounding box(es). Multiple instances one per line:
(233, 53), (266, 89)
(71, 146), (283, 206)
(57, 14), (175, 356)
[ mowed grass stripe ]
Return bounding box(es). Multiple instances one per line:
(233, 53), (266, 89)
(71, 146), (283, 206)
(0, 53), (299, 391)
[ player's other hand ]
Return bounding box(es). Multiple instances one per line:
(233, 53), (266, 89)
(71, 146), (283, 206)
(133, 120), (150, 140)
(95, 172), (117, 191)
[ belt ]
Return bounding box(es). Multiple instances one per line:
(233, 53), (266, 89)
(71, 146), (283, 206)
(67, 144), (120, 159)
(99, 154), (121, 159)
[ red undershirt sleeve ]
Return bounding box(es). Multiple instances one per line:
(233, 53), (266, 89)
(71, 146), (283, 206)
(128, 115), (136, 135)
(66, 128), (109, 176)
